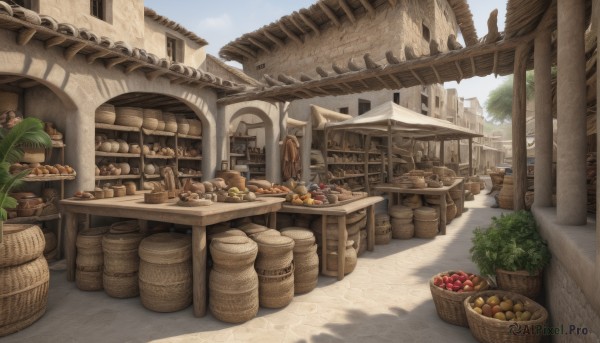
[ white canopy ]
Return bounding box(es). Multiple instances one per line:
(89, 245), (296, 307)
(325, 102), (482, 140)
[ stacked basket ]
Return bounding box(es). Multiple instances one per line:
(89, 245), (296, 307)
(162, 112), (178, 133)
(281, 227), (319, 294)
(76, 226), (109, 291)
(95, 103), (116, 124)
(142, 109), (162, 131)
(177, 117), (190, 135)
(325, 240), (357, 274)
(498, 175), (513, 210)
(138, 233), (192, 312)
(188, 119), (202, 136)
(102, 232), (144, 298)
(346, 211), (367, 251)
(114, 107), (143, 128)
(209, 236), (259, 323)
(389, 205), (414, 239)
(253, 234), (295, 308)
(311, 217), (358, 275)
(413, 207), (439, 238)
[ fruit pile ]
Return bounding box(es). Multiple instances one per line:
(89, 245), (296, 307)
(432, 271), (487, 293)
(284, 182), (353, 206)
(469, 294), (544, 322)
(247, 184), (291, 195)
(10, 163), (76, 176)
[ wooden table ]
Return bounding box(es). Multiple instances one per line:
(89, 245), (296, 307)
(60, 194), (285, 317)
(374, 178), (465, 235)
(278, 196), (384, 280)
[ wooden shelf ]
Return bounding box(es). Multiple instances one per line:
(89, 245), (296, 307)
(24, 175), (76, 182)
(330, 174), (365, 180)
(230, 153), (245, 157)
(144, 154), (175, 160)
(177, 133), (202, 140)
(142, 128), (175, 137)
(144, 174), (161, 179)
(96, 123), (140, 132)
(230, 135), (256, 140)
(177, 156), (202, 161)
(7, 213), (60, 224)
(178, 174), (202, 178)
(52, 141), (65, 148)
(327, 149), (364, 154)
(95, 175), (141, 181)
(246, 162), (265, 165)
(96, 151), (140, 158)
(329, 162), (365, 165)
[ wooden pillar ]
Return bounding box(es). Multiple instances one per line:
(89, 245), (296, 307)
(387, 121), (393, 181)
(596, 0), (600, 277)
(557, 0), (587, 225)
(468, 138), (473, 176)
(512, 44), (530, 211)
(440, 140), (445, 165)
(457, 140), (461, 163)
(534, 29), (553, 207)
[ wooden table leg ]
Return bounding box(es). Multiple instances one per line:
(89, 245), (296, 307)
(337, 215), (347, 281)
(65, 211), (78, 282)
(321, 215), (327, 275)
(268, 211), (277, 230)
(440, 193), (447, 235)
(460, 180), (465, 215)
(367, 205), (375, 251)
(138, 220), (149, 235)
(192, 225), (207, 317)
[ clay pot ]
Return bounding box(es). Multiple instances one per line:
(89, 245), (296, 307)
(117, 140), (129, 153)
(144, 164), (156, 175)
(118, 163), (131, 175)
(129, 144), (141, 154)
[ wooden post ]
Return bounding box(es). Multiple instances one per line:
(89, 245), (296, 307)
(192, 225), (207, 317)
(457, 140), (461, 163)
(65, 211), (78, 282)
(367, 205), (375, 251)
(364, 135), (370, 193)
(387, 121), (393, 182)
(468, 138), (473, 176)
(512, 44), (530, 211)
(337, 215), (347, 281)
(440, 140), (445, 166)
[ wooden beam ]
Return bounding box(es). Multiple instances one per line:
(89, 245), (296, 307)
(44, 36), (66, 49)
(410, 69), (424, 84)
(358, 0), (376, 18)
(170, 77), (188, 85)
(278, 22), (303, 45)
(359, 79), (370, 89)
(17, 80), (39, 88)
(454, 61), (464, 81)
(141, 98), (182, 107)
(318, 2), (341, 27)
(287, 15), (307, 35)
(232, 43), (258, 58)
(247, 37), (271, 54)
(297, 11), (321, 35)
(125, 62), (144, 75)
(110, 94), (157, 106)
(86, 50), (111, 64)
(492, 50), (499, 76)
(470, 56), (476, 76)
(146, 69), (168, 81)
(338, 0), (356, 23)
(222, 46), (254, 60)
(431, 65), (442, 83)
(0, 76), (24, 84)
(375, 76), (394, 89)
(105, 56), (128, 69)
(17, 28), (36, 46)
(512, 44), (531, 210)
(64, 42), (86, 61)
(389, 74), (404, 88)
(263, 30), (285, 48)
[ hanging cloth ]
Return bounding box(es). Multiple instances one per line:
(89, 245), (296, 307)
(282, 135), (301, 181)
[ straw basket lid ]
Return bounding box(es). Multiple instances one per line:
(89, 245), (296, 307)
(0, 224), (45, 268)
(208, 229), (247, 242)
(102, 232), (144, 251)
(76, 226), (109, 248)
(250, 229), (281, 239)
(210, 235), (257, 258)
(110, 220), (139, 234)
(95, 103), (116, 124)
(375, 213), (390, 221)
(414, 207), (438, 220)
(389, 205), (413, 219)
(254, 234), (295, 250)
(238, 222), (269, 236)
(280, 227), (316, 248)
(139, 233), (191, 264)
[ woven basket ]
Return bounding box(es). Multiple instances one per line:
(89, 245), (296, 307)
(210, 236), (258, 272)
(280, 227), (316, 252)
(142, 109), (161, 130)
(238, 222), (269, 236)
(429, 271), (490, 327)
(176, 118), (190, 134)
(414, 207), (438, 220)
(447, 203), (457, 223)
(112, 186), (126, 197)
(104, 188), (114, 198)
(76, 227), (107, 289)
(375, 224), (392, 245)
(162, 112), (178, 133)
(257, 266), (295, 309)
(254, 235), (295, 275)
(103, 272), (139, 298)
(102, 233), (144, 275)
(402, 194), (423, 209)
(76, 270), (103, 292)
(114, 107), (143, 128)
(0, 224), (45, 268)
(442, 177), (454, 186)
(0, 256), (49, 337)
(207, 229), (247, 243)
(495, 269), (543, 299)
(324, 240), (357, 274)
(145, 191), (168, 204)
(95, 103), (116, 124)
(21, 147), (45, 163)
(139, 260), (192, 312)
(188, 119), (202, 136)
(110, 220), (139, 234)
(470, 182), (481, 195)
(498, 194), (514, 210)
(464, 290), (548, 343)
(0, 91), (19, 111)
(292, 244), (319, 294)
(424, 194), (442, 205)
(389, 205), (413, 219)
(414, 219), (439, 238)
(346, 210), (366, 225)
(449, 188), (463, 200)
(391, 221), (414, 239)
(375, 213), (390, 226)
(209, 266), (259, 323)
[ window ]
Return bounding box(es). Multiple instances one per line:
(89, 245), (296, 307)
(255, 63), (266, 71)
(435, 96), (440, 108)
(90, 0), (104, 20)
(358, 99), (371, 116)
(339, 107), (349, 114)
(166, 36), (183, 63)
(422, 23), (430, 42)
(393, 92), (400, 105)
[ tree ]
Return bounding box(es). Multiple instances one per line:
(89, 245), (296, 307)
(486, 71), (535, 123)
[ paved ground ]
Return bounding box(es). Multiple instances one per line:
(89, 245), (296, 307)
(4, 193), (511, 343)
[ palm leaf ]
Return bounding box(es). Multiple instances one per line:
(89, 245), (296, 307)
(0, 117), (51, 165)
(0, 169), (30, 195)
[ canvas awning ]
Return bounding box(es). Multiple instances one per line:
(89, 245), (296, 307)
(325, 102), (482, 140)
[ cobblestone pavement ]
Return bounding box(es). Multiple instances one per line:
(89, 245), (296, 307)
(4, 194), (511, 343)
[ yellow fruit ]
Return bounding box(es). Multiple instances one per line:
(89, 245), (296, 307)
(505, 311), (515, 320)
(493, 312), (507, 321)
(474, 297), (485, 308)
(515, 311), (523, 320)
(492, 305), (502, 315)
(473, 307), (483, 315)
(482, 304), (492, 317)
(521, 311), (532, 321)
(486, 295), (500, 307)
(513, 302), (524, 313)
(500, 301), (513, 312)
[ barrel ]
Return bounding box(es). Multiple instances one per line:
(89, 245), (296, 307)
(498, 175), (514, 209)
(139, 233), (192, 312)
(391, 218), (414, 240)
(253, 235), (295, 308)
(76, 226), (109, 291)
(375, 223), (392, 245)
(102, 232), (144, 298)
(413, 207), (439, 238)
(209, 236), (259, 323)
(281, 227), (319, 295)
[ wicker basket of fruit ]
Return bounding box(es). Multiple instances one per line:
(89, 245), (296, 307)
(464, 290), (548, 343)
(429, 270), (490, 327)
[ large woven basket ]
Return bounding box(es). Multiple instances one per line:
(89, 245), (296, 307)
(323, 240), (357, 274)
(176, 117), (190, 135)
(257, 266), (295, 309)
(114, 107), (143, 128)
(103, 272), (139, 298)
(389, 205), (413, 219)
(391, 221), (414, 239)
(210, 236), (257, 272)
(95, 103), (116, 124)
(110, 220), (139, 234)
(188, 119), (202, 136)
(102, 233), (144, 275)
(207, 229), (247, 243)
(139, 260), (192, 312)
(374, 213), (390, 226)
(0, 224), (45, 268)
(470, 182), (481, 195)
(414, 219), (439, 238)
(495, 269), (543, 299)
(142, 109), (161, 131)
(280, 227), (316, 252)
(375, 224), (392, 245)
(254, 235), (295, 275)
(464, 290), (548, 343)
(291, 244), (319, 294)
(414, 207), (438, 220)
(429, 271), (490, 327)
(162, 112), (178, 133)
(209, 266), (258, 323)
(238, 222), (269, 236)
(0, 256), (49, 337)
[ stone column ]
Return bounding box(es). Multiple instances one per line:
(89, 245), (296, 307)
(557, 0), (587, 225)
(534, 30), (553, 207)
(215, 104), (229, 178)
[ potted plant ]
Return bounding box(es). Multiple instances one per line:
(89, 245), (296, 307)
(0, 117), (51, 337)
(469, 210), (551, 298)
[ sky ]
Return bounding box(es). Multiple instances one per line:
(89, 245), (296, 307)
(145, 0), (507, 117)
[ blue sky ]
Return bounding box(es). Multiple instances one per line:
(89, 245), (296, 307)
(145, 0), (507, 117)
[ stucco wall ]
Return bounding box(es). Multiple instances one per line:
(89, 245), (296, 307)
(241, 0), (457, 80)
(37, 0), (145, 48)
(143, 18), (206, 68)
